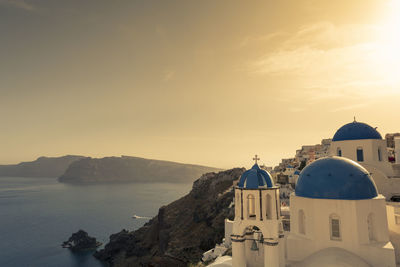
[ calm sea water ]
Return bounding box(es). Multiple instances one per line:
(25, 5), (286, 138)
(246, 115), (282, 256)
(0, 177), (192, 267)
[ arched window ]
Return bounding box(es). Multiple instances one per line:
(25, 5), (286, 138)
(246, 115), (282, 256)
(367, 213), (376, 241)
(266, 194), (272, 220)
(337, 147), (342, 157)
(236, 193), (240, 207)
(357, 147), (364, 162)
(247, 194), (256, 218)
(298, 209), (305, 234)
(330, 214), (341, 240)
(378, 148), (382, 161)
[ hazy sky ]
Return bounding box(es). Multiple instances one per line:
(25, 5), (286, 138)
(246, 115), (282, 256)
(1, 0), (399, 168)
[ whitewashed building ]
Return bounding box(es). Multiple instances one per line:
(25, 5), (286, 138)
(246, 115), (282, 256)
(327, 120), (400, 265)
(230, 162), (285, 267)
(287, 156), (396, 267)
(328, 120), (400, 199)
(215, 120), (400, 267)
(224, 156), (397, 267)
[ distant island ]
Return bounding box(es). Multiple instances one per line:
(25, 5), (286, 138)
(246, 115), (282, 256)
(0, 155), (85, 178)
(58, 156), (222, 184)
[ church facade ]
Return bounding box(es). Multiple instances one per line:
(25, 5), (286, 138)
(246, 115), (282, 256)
(286, 157), (395, 267)
(230, 160), (285, 267)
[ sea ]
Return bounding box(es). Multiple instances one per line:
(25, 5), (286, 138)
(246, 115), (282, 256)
(0, 177), (192, 267)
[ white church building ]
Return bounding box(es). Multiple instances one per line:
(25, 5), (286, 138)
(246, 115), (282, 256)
(328, 120), (400, 199)
(286, 156), (395, 267)
(214, 120), (400, 267)
(230, 161), (285, 267)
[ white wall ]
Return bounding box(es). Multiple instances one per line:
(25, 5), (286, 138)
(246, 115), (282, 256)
(364, 165), (400, 199)
(387, 203), (400, 265)
(232, 187), (285, 267)
(287, 194), (396, 267)
(225, 219), (233, 247)
(234, 188), (281, 238)
(329, 139), (393, 176)
(329, 139), (400, 199)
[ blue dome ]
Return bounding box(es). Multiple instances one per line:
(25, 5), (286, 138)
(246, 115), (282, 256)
(238, 164), (274, 189)
(332, 121), (382, 141)
(295, 157), (378, 200)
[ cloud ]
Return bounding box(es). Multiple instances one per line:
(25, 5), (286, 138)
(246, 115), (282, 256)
(330, 103), (369, 113)
(0, 0), (35, 10)
(253, 22), (378, 76)
(251, 21), (400, 100)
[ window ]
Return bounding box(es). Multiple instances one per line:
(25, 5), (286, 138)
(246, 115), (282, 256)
(247, 194), (256, 218)
(378, 148), (382, 161)
(394, 207), (400, 225)
(337, 147), (342, 157)
(396, 216), (400, 225)
(298, 209), (305, 234)
(266, 194), (272, 220)
(367, 213), (376, 241)
(330, 214), (341, 240)
(357, 147), (364, 162)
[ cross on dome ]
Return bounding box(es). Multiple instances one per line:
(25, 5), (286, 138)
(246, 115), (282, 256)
(253, 154), (260, 164)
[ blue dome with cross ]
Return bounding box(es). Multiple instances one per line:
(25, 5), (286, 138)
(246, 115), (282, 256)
(238, 156), (274, 189)
(332, 120), (382, 141)
(295, 157), (378, 200)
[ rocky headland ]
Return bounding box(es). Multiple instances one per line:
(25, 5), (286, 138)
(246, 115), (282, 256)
(94, 168), (244, 266)
(0, 155), (85, 178)
(59, 156), (222, 184)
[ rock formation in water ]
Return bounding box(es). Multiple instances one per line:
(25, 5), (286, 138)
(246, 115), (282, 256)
(62, 230), (102, 251)
(94, 168), (244, 266)
(59, 156), (222, 184)
(0, 155), (85, 178)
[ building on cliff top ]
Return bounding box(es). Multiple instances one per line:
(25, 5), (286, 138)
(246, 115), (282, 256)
(215, 120), (400, 267)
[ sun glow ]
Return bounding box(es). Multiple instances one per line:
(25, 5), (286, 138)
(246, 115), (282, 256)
(339, 0), (400, 97)
(372, 0), (400, 86)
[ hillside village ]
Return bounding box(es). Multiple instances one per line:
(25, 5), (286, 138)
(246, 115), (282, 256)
(202, 121), (400, 267)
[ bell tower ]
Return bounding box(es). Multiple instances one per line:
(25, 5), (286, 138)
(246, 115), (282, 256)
(231, 156), (285, 267)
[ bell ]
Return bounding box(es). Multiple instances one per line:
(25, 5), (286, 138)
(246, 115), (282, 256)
(251, 239), (259, 251)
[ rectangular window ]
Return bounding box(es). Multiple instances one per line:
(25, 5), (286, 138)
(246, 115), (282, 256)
(395, 208), (400, 225)
(357, 148), (364, 162)
(378, 149), (382, 161)
(395, 215), (400, 225)
(331, 218), (341, 240)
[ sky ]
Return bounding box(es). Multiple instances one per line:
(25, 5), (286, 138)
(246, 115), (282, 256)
(1, 0), (400, 169)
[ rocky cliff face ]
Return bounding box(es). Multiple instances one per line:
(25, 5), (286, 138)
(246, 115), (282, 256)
(59, 156), (221, 184)
(0, 155), (85, 178)
(94, 168), (244, 266)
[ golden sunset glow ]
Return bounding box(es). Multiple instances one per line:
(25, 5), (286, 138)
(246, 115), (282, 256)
(373, 0), (400, 88)
(1, 0), (400, 168)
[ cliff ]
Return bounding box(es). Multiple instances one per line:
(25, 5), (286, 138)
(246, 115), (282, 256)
(59, 156), (222, 184)
(0, 155), (85, 178)
(94, 168), (244, 266)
